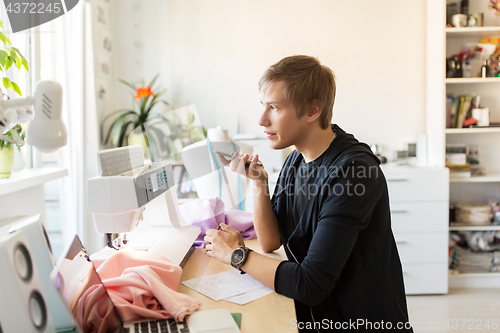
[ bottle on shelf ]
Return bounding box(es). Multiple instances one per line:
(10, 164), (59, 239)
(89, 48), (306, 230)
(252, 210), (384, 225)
(464, 56), (472, 78)
(481, 60), (490, 78)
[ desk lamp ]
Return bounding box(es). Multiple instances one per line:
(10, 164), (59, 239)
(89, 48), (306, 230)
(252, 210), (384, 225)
(0, 81), (67, 153)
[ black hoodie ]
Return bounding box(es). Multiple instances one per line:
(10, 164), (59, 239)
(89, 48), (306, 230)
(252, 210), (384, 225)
(272, 125), (413, 332)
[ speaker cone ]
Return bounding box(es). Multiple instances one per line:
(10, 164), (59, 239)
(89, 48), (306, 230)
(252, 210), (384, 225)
(13, 243), (33, 282)
(29, 291), (47, 331)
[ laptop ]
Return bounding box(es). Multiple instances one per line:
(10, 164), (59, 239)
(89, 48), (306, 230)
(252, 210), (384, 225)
(51, 235), (240, 333)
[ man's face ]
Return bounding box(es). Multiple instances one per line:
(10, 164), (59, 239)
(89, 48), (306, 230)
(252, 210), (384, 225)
(259, 81), (306, 150)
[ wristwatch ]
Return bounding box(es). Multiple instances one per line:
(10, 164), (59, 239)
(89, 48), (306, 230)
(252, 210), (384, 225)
(230, 247), (252, 273)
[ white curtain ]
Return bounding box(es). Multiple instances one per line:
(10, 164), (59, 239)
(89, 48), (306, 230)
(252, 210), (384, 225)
(41, 2), (104, 253)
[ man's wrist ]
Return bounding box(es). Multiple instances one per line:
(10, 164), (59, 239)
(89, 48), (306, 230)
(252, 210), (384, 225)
(254, 178), (270, 196)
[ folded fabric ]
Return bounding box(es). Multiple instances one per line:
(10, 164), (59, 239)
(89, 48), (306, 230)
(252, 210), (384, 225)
(178, 197), (256, 247)
(71, 248), (201, 332)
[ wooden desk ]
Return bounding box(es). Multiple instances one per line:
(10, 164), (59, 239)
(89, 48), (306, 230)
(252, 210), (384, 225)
(178, 239), (297, 333)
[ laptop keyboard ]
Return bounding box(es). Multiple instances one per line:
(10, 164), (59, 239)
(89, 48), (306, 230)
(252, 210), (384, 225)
(134, 319), (190, 333)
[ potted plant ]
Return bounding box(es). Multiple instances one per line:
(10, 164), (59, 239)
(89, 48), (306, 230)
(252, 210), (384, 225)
(102, 74), (170, 148)
(0, 18), (30, 178)
(102, 75), (207, 160)
(0, 124), (24, 178)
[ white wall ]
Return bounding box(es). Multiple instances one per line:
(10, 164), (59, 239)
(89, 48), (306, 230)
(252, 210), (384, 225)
(112, 0), (428, 159)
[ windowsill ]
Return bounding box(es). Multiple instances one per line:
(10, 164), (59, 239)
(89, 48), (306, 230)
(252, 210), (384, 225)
(0, 167), (68, 196)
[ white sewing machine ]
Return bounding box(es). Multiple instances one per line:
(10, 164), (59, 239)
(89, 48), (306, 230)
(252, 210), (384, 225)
(87, 145), (200, 266)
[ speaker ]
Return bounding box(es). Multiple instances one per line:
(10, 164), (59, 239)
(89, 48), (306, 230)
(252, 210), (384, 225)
(0, 219), (55, 332)
(0, 215), (74, 331)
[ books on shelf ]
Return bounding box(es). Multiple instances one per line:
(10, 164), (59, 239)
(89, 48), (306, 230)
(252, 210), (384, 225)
(446, 94), (478, 129)
(450, 246), (495, 273)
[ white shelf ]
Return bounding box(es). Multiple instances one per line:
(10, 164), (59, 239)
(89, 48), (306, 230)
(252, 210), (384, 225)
(449, 271), (500, 278)
(0, 168), (68, 196)
(446, 26), (500, 38)
(450, 174), (500, 183)
(446, 77), (500, 84)
(445, 127), (500, 134)
(449, 224), (500, 231)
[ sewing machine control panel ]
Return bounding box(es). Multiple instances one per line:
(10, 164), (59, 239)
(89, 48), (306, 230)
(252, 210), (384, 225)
(136, 164), (172, 204)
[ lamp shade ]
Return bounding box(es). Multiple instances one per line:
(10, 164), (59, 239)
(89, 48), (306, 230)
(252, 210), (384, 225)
(26, 81), (67, 153)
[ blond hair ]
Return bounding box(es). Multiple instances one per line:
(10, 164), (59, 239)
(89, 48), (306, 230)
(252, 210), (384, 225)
(258, 55), (336, 129)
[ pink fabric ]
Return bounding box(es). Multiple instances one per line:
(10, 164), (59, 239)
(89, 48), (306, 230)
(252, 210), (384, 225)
(71, 248), (201, 332)
(70, 265), (122, 333)
(179, 197), (256, 247)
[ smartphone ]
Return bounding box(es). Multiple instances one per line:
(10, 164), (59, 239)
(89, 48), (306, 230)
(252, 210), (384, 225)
(214, 151), (263, 167)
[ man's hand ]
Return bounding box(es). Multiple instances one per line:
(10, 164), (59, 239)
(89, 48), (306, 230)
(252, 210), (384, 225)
(218, 153), (268, 183)
(204, 224), (245, 265)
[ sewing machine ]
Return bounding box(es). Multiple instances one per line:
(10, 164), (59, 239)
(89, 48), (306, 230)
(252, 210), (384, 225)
(87, 145), (200, 266)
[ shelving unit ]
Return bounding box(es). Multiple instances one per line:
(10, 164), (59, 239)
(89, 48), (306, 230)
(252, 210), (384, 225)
(449, 271), (500, 278)
(446, 77), (500, 83)
(446, 26), (500, 37)
(427, 0), (500, 289)
(445, 127), (500, 134)
(450, 224), (500, 231)
(450, 174), (500, 182)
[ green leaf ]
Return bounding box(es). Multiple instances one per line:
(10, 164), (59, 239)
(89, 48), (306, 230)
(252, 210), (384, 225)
(10, 82), (22, 96)
(11, 47), (23, 57)
(0, 20), (3, 29)
(118, 121), (134, 147)
(3, 77), (13, 91)
(5, 57), (13, 71)
(21, 58), (28, 72)
(0, 31), (11, 45)
(15, 55), (21, 70)
(118, 78), (137, 92)
(188, 113), (195, 125)
(103, 111), (138, 146)
(0, 50), (7, 67)
(148, 74), (160, 88)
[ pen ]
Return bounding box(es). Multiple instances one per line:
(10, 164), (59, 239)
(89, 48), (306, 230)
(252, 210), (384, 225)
(214, 151), (263, 167)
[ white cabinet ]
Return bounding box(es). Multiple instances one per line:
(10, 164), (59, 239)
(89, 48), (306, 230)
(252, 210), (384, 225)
(382, 165), (449, 294)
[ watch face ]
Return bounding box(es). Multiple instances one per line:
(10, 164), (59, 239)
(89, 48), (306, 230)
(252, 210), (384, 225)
(231, 249), (244, 265)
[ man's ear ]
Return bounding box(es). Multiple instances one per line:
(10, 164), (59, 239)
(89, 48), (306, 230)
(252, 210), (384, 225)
(305, 99), (321, 123)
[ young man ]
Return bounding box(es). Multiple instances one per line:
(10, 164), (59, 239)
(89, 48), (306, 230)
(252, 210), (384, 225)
(204, 55), (413, 332)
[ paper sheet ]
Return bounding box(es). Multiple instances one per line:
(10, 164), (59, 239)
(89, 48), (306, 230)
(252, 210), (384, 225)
(181, 270), (270, 301)
(223, 286), (274, 305)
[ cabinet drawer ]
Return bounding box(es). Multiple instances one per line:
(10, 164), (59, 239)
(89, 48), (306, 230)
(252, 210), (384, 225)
(394, 232), (448, 264)
(401, 263), (448, 295)
(384, 168), (449, 202)
(391, 201), (448, 234)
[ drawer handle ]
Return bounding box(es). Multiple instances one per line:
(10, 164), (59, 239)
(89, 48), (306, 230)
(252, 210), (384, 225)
(396, 240), (408, 244)
(391, 210), (408, 214)
(387, 178), (409, 182)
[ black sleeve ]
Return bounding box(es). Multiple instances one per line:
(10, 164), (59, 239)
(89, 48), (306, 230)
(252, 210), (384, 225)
(274, 159), (383, 306)
(271, 152), (296, 218)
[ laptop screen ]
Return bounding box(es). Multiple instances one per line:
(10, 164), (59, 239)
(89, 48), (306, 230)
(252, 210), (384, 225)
(52, 236), (123, 333)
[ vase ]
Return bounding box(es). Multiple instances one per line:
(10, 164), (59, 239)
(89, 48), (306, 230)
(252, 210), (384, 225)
(0, 145), (15, 179)
(128, 133), (149, 156)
